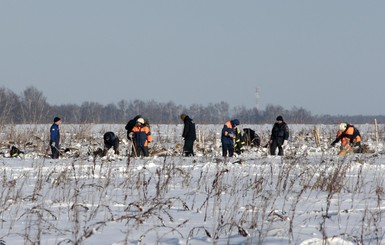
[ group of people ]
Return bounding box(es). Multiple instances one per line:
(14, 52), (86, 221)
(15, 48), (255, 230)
(48, 114), (362, 159)
(94, 116), (153, 158)
(102, 114), (196, 158)
(220, 115), (290, 157)
(48, 114), (197, 159)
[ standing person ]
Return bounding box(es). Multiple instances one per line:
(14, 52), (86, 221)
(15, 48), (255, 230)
(221, 119), (240, 157)
(50, 117), (61, 159)
(103, 131), (120, 156)
(129, 117), (152, 157)
(234, 127), (246, 155)
(125, 115), (142, 140)
(331, 122), (362, 154)
(180, 114), (197, 157)
(269, 115), (289, 156)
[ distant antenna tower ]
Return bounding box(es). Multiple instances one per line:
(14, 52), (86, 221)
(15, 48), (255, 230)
(255, 87), (260, 113)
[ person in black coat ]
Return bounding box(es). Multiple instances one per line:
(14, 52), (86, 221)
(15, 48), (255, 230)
(243, 128), (261, 147)
(125, 115), (142, 140)
(103, 131), (119, 156)
(180, 114), (197, 156)
(269, 115), (289, 156)
(234, 127), (246, 155)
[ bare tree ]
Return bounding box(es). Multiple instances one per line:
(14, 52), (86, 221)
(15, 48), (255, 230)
(185, 104), (203, 123)
(80, 102), (103, 123)
(19, 86), (50, 124)
(262, 104), (288, 123)
(103, 103), (120, 123)
(233, 106), (260, 124)
(52, 104), (81, 123)
(2, 86), (385, 124)
(0, 87), (20, 124)
(131, 99), (146, 117)
(290, 106), (313, 124)
(160, 101), (179, 124)
(117, 99), (130, 122)
(199, 102), (229, 123)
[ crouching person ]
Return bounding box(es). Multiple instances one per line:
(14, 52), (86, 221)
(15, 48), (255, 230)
(10, 146), (24, 157)
(243, 128), (261, 148)
(129, 118), (152, 157)
(103, 131), (120, 156)
(331, 123), (362, 155)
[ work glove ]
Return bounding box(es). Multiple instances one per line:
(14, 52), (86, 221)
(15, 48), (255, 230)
(331, 142), (336, 147)
(51, 142), (56, 147)
(129, 133), (134, 138)
(228, 133), (234, 138)
(283, 140), (288, 147)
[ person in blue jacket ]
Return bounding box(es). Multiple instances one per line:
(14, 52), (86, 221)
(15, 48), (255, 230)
(221, 119), (240, 157)
(50, 117), (61, 159)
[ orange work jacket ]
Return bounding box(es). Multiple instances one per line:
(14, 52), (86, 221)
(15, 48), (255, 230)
(337, 130), (349, 146)
(344, 125), (361, 143)
(131, 125), (152, 147)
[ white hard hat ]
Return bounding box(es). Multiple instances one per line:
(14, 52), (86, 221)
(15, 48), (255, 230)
(137, 118), (145, 124)
(339, 123), (347, 131)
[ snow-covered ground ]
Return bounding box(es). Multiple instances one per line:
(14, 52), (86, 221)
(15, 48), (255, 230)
(0, 123), (384, 245)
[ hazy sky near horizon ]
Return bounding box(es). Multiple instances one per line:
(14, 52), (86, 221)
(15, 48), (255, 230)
(1, 1), (384, 116)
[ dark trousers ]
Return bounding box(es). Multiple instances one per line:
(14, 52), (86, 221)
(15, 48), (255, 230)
(51, 145), (60, 159)
(222, 143), (234, 157)
(270, 140), (284, 156)
(183, 139), (195, 156)
(134, 146), (150, 157)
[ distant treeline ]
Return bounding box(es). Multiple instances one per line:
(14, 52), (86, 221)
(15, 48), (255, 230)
(1, 86), (384, 124)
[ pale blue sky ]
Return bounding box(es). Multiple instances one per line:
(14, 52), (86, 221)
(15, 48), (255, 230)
(1, 1), (384, 115)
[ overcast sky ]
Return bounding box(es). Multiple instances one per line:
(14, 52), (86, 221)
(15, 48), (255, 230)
(1, 1), (384, 116)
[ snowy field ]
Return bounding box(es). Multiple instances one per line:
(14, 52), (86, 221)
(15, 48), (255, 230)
(0, 123), (385, 245)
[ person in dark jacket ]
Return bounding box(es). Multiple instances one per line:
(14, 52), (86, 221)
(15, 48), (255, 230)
(103, 131), (120, 156)
(10, 146), (24, 157)
(125, 115), (142, 140)
(269, 115), (289, 156)
(234, 127), (246, 155)
(180, 114), (197, 156)
(221, 119), (240, 157)
(243, 128), (261, 147)
(50, 117), (61, 159)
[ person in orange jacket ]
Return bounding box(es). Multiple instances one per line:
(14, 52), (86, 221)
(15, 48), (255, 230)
(331, 123), (362, 154)
(334, 129), (350, 155)
(129, 117), (152, 157)
(221, 119), (239, 157)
